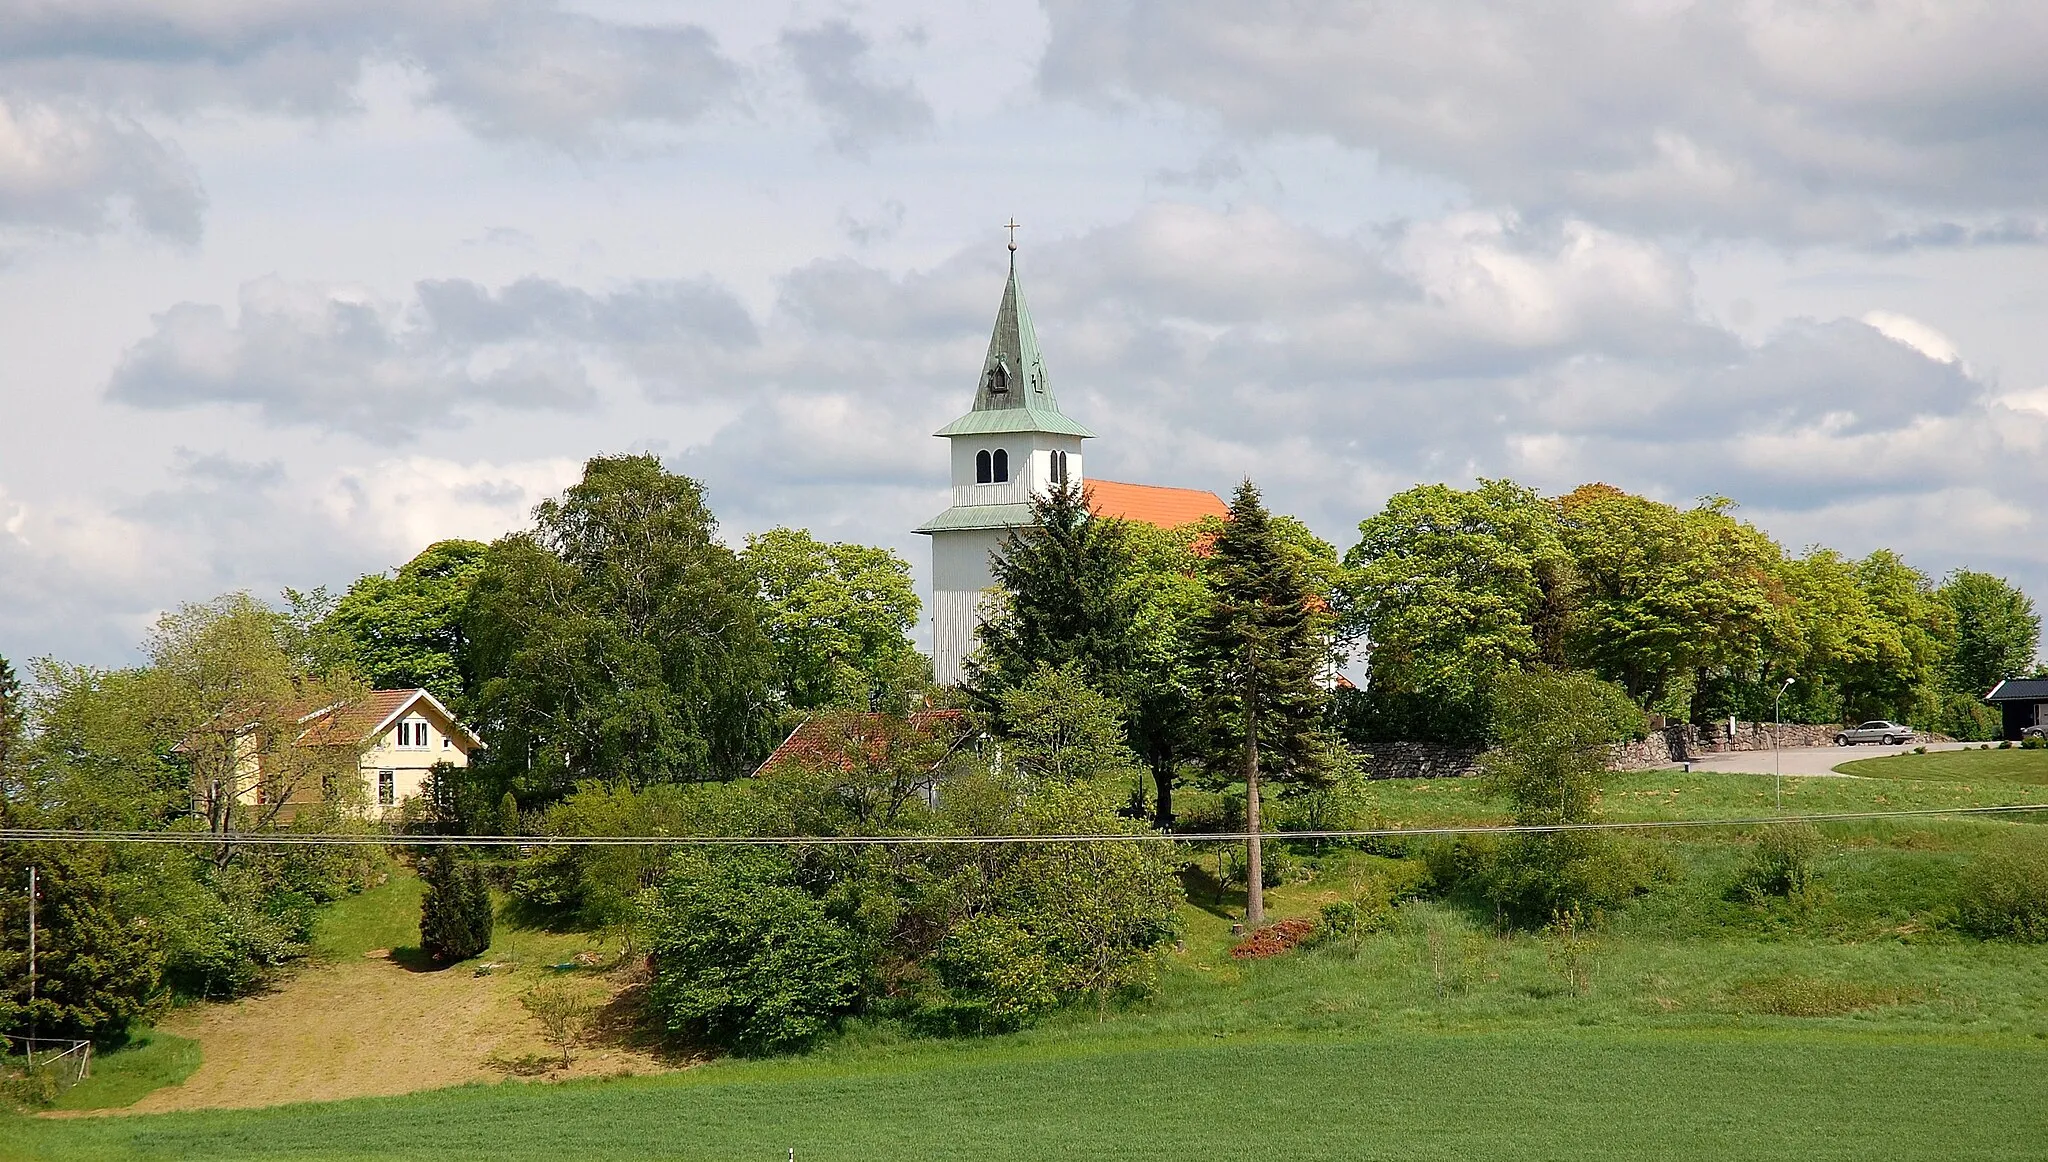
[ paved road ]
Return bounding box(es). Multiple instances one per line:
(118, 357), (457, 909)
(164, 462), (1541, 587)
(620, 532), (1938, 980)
(1682, 740), (1983, 776)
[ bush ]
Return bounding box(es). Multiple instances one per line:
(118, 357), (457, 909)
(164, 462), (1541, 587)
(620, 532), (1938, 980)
(1733, 823), (1824, 902)
(643, 853), (863, 1055)
(1958, 844), (2048, 941)
(2022, 737), (2043, 750)
(1481, 832), (1660, 924)
(166, 882), (310, 998)
(418, 849), (494, 964)
(925, 915), (1061, 1034)
(1420, 835), (1496, 895)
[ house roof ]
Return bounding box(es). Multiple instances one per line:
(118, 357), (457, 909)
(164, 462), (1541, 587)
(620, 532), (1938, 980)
(754, 709), (969, 777)
(296, 689), (484, 749)
(1086, 480), (1230, 528)
(1985, 678), (2048, 702)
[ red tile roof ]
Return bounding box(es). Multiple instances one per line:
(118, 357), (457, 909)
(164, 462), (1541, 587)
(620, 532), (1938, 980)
(296, 689), (481, 749)
(1085, 480), (1229, 529)
(754, 709), (969, 777)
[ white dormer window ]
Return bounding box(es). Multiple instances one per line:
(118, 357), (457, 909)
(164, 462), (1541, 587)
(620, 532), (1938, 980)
(397, 719), (429, 748)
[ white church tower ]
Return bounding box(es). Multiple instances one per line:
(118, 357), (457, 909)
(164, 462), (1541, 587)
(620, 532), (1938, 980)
(916, 241), (1093, 686)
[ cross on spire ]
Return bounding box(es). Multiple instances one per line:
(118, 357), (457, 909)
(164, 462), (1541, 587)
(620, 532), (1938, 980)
(1003, 217), (1021, 251)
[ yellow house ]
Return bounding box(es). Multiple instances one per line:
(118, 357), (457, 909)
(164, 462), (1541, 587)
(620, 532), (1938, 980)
(296, 688), (485, 818)
(184, 688), (485, 823)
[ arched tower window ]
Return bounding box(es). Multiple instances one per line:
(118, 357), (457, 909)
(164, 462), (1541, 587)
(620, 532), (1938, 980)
(975, 449), (992, 484)
(992, 449), (1010, 483)
(1051, 450), (1069, 486)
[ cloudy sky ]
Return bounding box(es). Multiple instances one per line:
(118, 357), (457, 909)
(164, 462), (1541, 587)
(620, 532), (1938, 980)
(3, 0), (2047, 665)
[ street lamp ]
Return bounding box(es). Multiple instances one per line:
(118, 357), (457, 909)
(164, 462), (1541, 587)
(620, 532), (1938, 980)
(1773, 677), (1796, 813)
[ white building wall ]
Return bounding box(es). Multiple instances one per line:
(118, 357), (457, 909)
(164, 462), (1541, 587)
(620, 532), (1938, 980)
(947, 433), (1084, 507)
(931, 527), (1008, 686)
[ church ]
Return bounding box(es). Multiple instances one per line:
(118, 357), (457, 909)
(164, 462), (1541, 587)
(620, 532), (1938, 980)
(917, 242), (1228, 686)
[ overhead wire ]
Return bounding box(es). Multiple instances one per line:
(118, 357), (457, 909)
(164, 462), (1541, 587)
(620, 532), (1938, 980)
(0, 801), (2043, 847)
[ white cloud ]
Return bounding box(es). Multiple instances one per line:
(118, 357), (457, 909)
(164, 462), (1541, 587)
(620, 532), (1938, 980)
(103, 274), (765, 436)
(1038, 0), (2048, 244)
(0, 97), (203, 240)
(1862, 310), (1962, 365)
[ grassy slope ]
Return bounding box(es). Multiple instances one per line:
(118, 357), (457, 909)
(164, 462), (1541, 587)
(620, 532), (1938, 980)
(44, 1030), (202, 1113)
(12, 764), (2048, 1155)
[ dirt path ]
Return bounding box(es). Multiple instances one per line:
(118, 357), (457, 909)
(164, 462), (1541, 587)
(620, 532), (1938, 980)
(118, 954), (671, 1113)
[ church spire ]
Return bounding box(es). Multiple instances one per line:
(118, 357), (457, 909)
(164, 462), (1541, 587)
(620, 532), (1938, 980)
(931, 235), (1093, 439)
(971, 245), (1055, 413)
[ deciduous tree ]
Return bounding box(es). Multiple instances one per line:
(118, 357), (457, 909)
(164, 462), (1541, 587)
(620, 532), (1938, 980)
(320, 540), (489, 705)
(741, 527), (924, 711)
(462, 456), (776, 797)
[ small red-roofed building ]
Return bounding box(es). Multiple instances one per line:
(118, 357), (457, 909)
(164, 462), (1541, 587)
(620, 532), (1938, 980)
(916, 246), (1228, 684)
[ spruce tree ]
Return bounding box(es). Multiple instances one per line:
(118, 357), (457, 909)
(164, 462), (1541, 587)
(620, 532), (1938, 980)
(970, 481), (1139, 696)
(1193, 480), (1328, 924)
(419, 847), (494, 963)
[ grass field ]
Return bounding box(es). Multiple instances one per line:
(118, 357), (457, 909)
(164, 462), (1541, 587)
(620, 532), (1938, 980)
(1838, 746), (2048, 786)
(9, 765), (2048, 1158)
(9, 1028), (2048, 1160)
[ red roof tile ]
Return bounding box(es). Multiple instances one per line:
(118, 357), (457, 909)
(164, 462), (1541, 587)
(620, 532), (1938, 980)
(754, 709), (968, 777)
(1085, 480), (1229, 529)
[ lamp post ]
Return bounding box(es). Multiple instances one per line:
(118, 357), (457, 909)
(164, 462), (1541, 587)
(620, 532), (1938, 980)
(1773, 678), (1796, 813)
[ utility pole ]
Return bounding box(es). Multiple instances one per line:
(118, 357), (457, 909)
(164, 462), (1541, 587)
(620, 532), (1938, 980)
(1773, 678), (1796, 814)
(27, 865), (37, 1049)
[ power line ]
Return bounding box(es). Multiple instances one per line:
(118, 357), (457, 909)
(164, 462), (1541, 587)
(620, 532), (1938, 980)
(0, 802), (2043, 848)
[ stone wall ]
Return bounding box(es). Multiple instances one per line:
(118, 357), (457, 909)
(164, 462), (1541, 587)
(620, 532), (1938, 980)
(1364, 721), (1862, 778)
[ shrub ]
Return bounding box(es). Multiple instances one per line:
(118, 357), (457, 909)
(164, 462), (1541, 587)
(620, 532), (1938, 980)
(926, 915), (1061, 1034)
(643, 853), (863, 1055)
(2022, 737), (2042, 750)
(1733, 823), (1824, 902)
(1420, 835), (1496, 895)
(1480, 832), (1661, 925)
(1958, 844), (2048, 941)
(1307, 895), (1392, 952)
(419, 849), (494, 964)
(2003, 739), (2017, 749)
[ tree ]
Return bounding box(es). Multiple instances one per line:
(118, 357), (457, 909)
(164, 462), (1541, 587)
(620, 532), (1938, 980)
(320, 540), (489, 705)
(462, 456), (777, 797)
(1478, 668), (1646, 923)
(521, 980), (596, 1068)
(1555, 486), (1786, 717)
(643, 852), (863, 1055)
(1192, 480), (1330, 925)
(1940, 570), (2039, 694)
(1344, 480), (1574, 743)
(995, 663), (1141, 786)
(741, 528), (924, 711)
(0, 652), (22, 780)
(143, 594), (366, 868)
(0, 844), (166, 1041)
(971, 482), (1140, 695)
(418, 847), (494, 963)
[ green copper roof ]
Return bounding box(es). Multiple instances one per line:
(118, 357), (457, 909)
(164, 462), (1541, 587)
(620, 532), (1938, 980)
(914, 502), (1036, 534)
(934, 252), (1093, 440)
(933, 407), (1093, 438)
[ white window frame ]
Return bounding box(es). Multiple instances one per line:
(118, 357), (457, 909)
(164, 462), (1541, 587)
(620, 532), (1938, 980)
(377, 769), (396, 806)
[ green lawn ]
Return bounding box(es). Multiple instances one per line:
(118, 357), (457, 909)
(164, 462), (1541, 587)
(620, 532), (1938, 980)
(8, 1028), (2047, 1160)
(42, 1029), (201, 1114)
(1838, 747), (2048, 787)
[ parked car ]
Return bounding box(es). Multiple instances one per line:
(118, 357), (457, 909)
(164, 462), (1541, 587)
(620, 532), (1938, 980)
(2022, 725), (2048, 741)
(1834, 720), (1914, 746)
